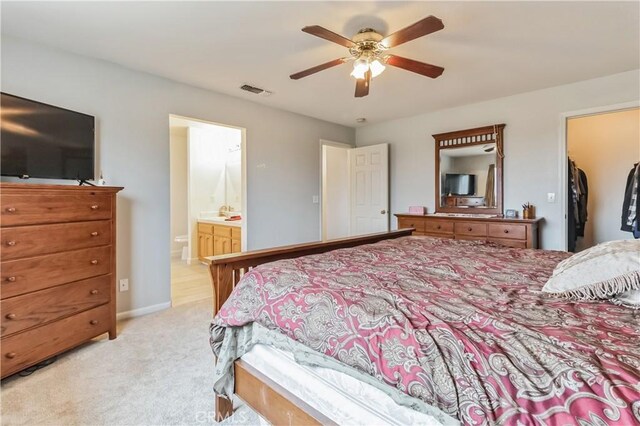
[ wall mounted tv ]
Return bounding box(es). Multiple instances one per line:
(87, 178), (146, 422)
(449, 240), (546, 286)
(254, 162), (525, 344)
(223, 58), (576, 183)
(1, 93), (95, 180)
(444, 173), (476, 196)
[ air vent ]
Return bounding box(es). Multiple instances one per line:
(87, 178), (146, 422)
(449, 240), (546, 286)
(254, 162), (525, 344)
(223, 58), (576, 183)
(240, 84), (263, 94)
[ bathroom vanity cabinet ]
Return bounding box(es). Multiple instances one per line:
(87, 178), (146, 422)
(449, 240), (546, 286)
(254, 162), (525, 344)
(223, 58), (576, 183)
(197, 222), (241, 261)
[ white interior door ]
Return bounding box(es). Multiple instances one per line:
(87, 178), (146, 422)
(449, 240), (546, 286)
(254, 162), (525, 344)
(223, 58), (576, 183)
(349, 144), (389, 235)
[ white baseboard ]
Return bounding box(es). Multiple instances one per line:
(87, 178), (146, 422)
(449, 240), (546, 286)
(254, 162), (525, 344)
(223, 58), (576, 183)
(116, 301), (171, 321)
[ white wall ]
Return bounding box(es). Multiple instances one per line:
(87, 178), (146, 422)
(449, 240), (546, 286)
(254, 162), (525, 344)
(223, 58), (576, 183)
(1, 37), (355, 314)
(356, 70), (640, 250)
(169, 127), (188, 257)
(568, 108), (640, 250)
(322, 145), (350, 240)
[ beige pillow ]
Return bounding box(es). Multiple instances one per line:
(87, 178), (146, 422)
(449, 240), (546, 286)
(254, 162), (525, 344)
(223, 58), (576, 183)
(543, 240), (640, 302)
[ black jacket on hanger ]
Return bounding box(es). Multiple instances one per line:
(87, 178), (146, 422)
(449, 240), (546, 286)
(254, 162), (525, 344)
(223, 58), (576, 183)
(621, 163), (640, 232)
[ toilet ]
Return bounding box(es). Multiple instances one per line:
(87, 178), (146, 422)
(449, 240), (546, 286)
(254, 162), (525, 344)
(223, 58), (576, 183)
(174, 235), (189, 261)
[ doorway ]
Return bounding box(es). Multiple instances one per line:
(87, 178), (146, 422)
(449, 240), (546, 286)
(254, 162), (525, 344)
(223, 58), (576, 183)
(169, 115), (246, 306)
(321, 141), (389, 240)
(563, 106), (639, 252)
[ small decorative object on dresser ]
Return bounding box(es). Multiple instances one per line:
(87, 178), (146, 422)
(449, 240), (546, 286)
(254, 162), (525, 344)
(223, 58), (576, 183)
(505, 209), (518, 218)
(396, 213), (543, 249)
(0, 183), (123, 378)
(408, 206), (427, 215)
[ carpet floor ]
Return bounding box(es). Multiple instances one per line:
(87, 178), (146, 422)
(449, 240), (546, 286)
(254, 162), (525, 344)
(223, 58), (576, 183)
(1, 300), (260, 426)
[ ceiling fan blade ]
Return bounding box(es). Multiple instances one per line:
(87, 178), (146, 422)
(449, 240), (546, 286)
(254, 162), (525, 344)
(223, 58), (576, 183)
(302, 25), (356, 48)
(380, 16), (444, 48)
(386, 55), (444, 78)
(354, 70), (371, 98)
(290, 58), (348, 80)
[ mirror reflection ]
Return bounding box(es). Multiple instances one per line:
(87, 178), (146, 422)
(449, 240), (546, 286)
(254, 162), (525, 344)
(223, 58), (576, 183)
(439, 143), (497, 209)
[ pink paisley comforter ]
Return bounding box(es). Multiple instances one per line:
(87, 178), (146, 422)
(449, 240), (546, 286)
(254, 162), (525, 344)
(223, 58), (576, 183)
(212, 236), (640, 425)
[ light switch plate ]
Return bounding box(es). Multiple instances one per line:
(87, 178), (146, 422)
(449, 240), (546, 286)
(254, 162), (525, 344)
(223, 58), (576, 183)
(547, 192), (556, 203)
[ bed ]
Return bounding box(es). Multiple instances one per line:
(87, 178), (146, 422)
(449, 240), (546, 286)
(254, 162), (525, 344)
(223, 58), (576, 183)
(208, 231), (640, 425)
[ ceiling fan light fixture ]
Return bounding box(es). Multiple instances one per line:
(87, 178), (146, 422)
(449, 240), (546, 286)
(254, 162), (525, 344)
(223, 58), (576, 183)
(369, 59), (386, 78)
(350, 58), (369, 79)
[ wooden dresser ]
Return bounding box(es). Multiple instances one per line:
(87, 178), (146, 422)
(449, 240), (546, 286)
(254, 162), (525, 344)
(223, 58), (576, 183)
(395, 214), (542, 249)
(0, 183), (122, 378)
(197, 222), (241, 261)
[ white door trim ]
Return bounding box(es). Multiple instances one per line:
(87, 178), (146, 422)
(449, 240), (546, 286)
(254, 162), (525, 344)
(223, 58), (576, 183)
(558, 101), (639, 250)
(320, 139), (352, 241)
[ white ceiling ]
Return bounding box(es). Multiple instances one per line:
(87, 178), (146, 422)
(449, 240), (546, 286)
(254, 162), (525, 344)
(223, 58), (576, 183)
(2, 2), (638, 127)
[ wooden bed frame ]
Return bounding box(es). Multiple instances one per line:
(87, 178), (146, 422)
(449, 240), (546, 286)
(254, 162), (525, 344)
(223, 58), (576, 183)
(208, 229), (414, 424)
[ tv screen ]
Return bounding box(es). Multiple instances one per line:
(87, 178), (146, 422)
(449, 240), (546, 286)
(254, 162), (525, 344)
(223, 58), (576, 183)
(444, 173), (476, 196)
(1, 93), (95, 180)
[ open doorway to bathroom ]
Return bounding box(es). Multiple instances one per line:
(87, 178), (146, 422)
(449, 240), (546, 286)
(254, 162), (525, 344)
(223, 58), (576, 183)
(169, 115), (246, 307)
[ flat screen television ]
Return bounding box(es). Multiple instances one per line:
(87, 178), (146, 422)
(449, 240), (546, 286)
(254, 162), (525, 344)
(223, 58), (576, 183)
(1, 93), (95, 180)
(444, 173), (476, 196)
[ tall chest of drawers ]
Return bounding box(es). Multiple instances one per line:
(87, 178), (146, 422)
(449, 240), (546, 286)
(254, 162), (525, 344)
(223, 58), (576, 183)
(0, 183), (123, 378)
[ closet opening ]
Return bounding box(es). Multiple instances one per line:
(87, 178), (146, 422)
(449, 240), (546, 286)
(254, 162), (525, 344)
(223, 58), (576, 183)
(563, 106), (639, 252)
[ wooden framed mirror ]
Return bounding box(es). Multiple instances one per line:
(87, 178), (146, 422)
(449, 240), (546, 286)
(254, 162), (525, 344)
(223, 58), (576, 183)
(433, 124), (505, 216)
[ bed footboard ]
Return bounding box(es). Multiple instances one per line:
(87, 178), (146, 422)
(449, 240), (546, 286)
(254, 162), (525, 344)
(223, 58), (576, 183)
(207, 228), (413, 422)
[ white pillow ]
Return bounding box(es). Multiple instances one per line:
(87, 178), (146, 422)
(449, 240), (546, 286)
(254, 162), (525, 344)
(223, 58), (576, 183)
(543, 240), (640, 304)
(612, 290), (640, 309)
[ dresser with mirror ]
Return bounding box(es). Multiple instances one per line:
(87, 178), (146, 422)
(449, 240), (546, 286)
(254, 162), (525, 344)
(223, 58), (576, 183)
(396, 124), (542, 249)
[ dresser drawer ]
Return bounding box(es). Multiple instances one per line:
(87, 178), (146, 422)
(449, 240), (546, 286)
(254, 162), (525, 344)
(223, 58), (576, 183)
(1, 194), (112, 226)
(454, 222), (488, 237)
(1, 304), (110, 377)
(488, 224), (526, 241)
(213, 225), (232, 238)
(1, 221), (111, 261)
(1, 246), (111, 299)
(488, 238), (527, 249)
(397, 217), (425, 233)
(1, 275), (111, 337)
(424, 220), (454, 235)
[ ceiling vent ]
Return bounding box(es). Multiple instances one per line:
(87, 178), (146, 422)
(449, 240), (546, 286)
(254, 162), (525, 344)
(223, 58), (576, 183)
(240, 84), (272, 97)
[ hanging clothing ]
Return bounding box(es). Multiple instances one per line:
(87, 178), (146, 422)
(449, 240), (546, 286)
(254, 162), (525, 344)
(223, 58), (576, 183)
(621, 163), (640, 238)
(576, 169), (588, 237)
(567, 158), (589, 252)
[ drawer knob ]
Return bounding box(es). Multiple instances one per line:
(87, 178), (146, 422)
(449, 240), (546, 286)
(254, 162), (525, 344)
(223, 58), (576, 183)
(90, 259), (99, 265)
(90, 289), (99, 295)
(5, 207), (16, 213)
(436, 225), (441, 229)
(504, 229), (509, 234)
(468, 227), (473, 231)
(5, 313), (16, 320)
(6, 240), (16, 246)
(90, 205), (99, 210)
(6, 276), (16, 282)
(5, 352), (16, 359)
(90, 231), (99, 236)
(90, 320), (99, 325)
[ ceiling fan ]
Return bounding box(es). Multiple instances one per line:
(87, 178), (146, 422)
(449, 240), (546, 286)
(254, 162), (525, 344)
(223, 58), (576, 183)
(290, 16), (445, 98)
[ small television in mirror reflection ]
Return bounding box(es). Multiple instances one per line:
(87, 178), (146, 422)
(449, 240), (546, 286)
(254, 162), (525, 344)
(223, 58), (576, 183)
(444, 173), (476, 196)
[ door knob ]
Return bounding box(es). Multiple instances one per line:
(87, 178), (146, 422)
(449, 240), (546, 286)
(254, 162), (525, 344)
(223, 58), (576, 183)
(380, 210), (387, 214)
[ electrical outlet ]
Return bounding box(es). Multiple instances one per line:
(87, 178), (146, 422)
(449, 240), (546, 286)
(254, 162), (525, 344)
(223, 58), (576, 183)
(119, 278), (129, 292)
(312, 195), (319, 204)
(547, 192), (556, 203)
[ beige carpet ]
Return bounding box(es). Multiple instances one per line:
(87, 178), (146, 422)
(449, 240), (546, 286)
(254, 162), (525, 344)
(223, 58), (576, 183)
(1, 300), (260, 426)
